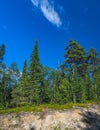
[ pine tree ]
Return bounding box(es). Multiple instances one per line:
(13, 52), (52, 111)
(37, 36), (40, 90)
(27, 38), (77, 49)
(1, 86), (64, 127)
(88, 48), (98, 77)
(64, 40), (88, 102)
(88, 48), (99, 101)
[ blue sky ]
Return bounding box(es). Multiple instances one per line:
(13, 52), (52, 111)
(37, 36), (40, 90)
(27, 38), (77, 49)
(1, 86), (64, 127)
(0, 0), (100, 70)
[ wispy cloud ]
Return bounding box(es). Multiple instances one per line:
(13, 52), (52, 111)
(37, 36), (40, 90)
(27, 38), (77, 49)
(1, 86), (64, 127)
(31, 0), (39, 7)
(31, 0), (62, 27)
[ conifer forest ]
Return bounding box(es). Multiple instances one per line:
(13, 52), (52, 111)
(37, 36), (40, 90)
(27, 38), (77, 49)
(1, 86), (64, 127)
(0, 40), (100, 108)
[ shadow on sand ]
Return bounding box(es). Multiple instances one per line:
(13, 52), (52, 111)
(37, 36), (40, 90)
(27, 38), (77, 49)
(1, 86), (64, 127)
(80, 111), (100, 130)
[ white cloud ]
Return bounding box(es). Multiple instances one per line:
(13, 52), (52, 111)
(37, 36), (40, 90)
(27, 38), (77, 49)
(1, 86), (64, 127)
(30, 0), (62, 27)
(31, 0), (39, 7)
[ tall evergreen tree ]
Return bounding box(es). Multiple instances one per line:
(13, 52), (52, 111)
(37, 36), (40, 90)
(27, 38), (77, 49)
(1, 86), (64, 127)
(88, 48), (99, 101)
(64, 40), (87, 102)
(0, 40), (100, 108)
(28, 40), (42, 104)
(11, 60), (29, 106)
(38, 66), (50, 103)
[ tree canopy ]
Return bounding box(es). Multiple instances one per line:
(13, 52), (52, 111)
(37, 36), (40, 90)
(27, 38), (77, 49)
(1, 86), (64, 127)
(0, 39), (100, 108)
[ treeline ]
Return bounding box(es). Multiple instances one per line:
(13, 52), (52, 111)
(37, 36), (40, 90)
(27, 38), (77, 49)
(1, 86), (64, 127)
(0, 40), (100, 108)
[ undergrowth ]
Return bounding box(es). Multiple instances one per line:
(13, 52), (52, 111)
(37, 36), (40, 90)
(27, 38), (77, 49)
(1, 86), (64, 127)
(0, 102), (99, 114)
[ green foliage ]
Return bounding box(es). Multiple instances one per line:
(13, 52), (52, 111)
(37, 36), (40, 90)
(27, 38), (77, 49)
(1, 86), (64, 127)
(94, 72), (100, 100)
(64, 40), (88, 102)
(11, 60), (29, 106)
(28, 40), (42, 104)
(63, 40), (100, 103)
(1, 102), (98, 114)
(0, 39), (100, 109)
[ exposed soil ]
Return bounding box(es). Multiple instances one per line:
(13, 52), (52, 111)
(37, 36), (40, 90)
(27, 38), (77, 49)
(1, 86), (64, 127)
(0, 104), (100, 130)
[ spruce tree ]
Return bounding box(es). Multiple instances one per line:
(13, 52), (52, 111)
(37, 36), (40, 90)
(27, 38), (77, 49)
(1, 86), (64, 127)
(28, 40), (42, 104)
(11, 60), (29, 106)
